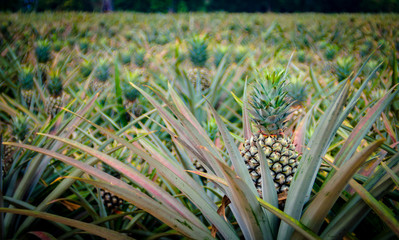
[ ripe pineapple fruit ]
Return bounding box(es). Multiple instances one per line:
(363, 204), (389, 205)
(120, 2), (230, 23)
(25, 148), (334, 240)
(187, 68), (211, 91)
(35, 39), (51, 64)
(188, 35), (210, 91)
(240, 70), (299, 198)
(19, 65), (35, 107)
(46, 70), (63, 118)
(92, 58), (110, 93)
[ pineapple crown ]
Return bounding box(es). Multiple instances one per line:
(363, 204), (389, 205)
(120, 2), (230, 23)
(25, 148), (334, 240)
(95, 58), (110, 82)
(47, 70), (63, 96)
(335, 56), (355, 81)
(188, 35), (208, 68)
(287, 76), (307, 107)
(35, 39), (51, 63)
(11, 114), (30, 142)
(123, 70), (142, 101)
(250, 70), (293, 135)
(19, 65), (35, 90)
(81, 59), (93, 78)
(134, 48), (146, 67)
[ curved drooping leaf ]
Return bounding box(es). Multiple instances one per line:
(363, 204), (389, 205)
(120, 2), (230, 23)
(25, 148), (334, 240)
(278, 81), (350, 240)
(0, 208), (134, 240)
(299, 139), (384, 235)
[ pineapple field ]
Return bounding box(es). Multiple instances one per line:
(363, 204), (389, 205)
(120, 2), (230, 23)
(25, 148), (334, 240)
(1, 12), (399, 239)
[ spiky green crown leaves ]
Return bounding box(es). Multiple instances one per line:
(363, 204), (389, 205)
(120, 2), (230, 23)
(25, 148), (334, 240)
(47, 70), (63, 96)
(287, 76), (307, 106)
(35, 39), (51, 63)
(11, 114), (30, 142)
(335, 56), (355, 81)
(81, 59), (93, 78)
(123, 70), (142, 101)
(134, 48), (146, 67)
(19, 65), (35, 90)
(95, 58), (110, 82)
(250, 70), (293, 134)
(214, 45), (229, 67)
(188, 35), (208, 67)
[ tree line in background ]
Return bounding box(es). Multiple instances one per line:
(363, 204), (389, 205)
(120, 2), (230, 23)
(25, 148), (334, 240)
(1, 0), (399, 13)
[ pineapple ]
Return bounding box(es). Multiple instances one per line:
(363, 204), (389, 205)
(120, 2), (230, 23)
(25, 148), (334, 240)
(188, 35), (210, 91)
(99, 167), (124, 211)
(240, 70), (299, 198)
(19, 65), (35, 107)
(123, 82), (142, 118)
(46, 70), (63, 118)
(187, 68), (211, 91)
(92, 58), (110, 93)
(100, 188), (124, 210)
(2, 115), (30, 176)
(35, 39), (51, 63)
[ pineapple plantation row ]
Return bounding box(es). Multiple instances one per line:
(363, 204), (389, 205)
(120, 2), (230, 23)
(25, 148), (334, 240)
(0, 12), (399, 239)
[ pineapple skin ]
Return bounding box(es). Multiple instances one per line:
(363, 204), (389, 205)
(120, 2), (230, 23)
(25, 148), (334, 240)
(100, 188), (124, 210)
(240, 132), (299, 196)
(22, 89), (34, 107)
(187, 68), (211, 91)
(46, 95), (62, 118)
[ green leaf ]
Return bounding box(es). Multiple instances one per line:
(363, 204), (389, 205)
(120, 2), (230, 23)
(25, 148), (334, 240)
(257, 198), (321, 240)
(380, 162), (399, 187)
(0, 208), (134, 240)
(216, 160), (272, 240)
(278, 81), (350, 240)
(299, 139), (384, 234)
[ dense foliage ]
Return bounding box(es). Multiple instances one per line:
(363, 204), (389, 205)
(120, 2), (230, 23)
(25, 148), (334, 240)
(0, 12), (399, 239)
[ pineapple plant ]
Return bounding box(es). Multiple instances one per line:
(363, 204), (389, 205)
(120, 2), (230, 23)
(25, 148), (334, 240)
(19, 65), (35, 107)
(335, 56), (355, 81)
(80, 59), (93, 78)
(187, 35), (210, 91)
(45, 70), (63, 118)
(119, 49), (132, 65)
(35, 39), (51, 63)
(92, 58), (110, 93)
(100, 188), (124, 210)
(213, 45), (229, 67)
(79, 38), (90, 54)
(134, 48), (146, 68)
(187, 68), (211, 91)
(123, 81), (142, 118)
(240, 70), (299, 199)
(287, 75), (308, 119)
(2, 114), (30, 176)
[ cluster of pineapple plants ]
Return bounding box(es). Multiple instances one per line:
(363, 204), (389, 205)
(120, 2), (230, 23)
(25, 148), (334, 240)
(0, 12), (398, 240)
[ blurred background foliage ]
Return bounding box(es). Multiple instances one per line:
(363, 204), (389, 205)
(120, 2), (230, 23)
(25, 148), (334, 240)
(1, 0), (399, 13)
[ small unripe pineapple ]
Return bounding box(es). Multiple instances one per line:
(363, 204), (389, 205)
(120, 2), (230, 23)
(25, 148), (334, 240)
(187, 68), (211, 91)
(35, 39), (51, 63)
(79, 38), (90, 54)
(19, 65), (35, 107)
(46, 70), (63, 118)
(119, 50), (132, 65)
(92, 58), (110, 93)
